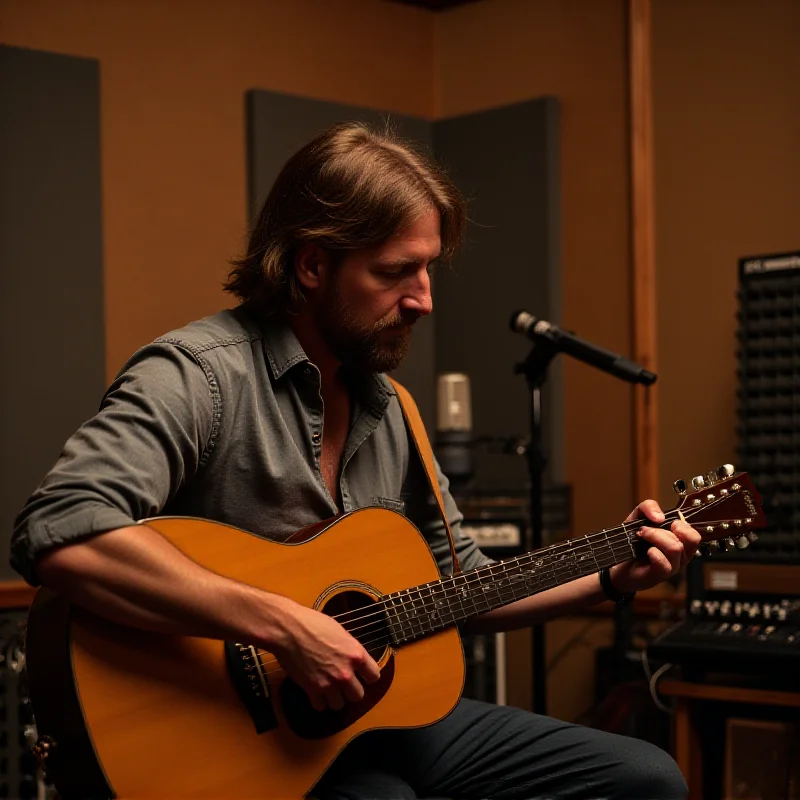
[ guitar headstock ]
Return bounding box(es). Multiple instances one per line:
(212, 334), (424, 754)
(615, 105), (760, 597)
(672, 464), (766, 556)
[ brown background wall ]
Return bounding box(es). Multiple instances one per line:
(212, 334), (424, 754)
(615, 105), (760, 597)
(652, 0), (800, 501)
(0, 0), (435, 379)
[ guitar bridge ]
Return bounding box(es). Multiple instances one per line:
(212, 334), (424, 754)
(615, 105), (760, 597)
(224, 642), (278, 734)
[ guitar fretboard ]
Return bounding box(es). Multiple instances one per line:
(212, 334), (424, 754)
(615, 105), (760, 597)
(383, 526), (639, 645)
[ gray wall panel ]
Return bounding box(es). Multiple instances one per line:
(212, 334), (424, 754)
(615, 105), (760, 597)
(433, 98), (562, 490)
(0, 45), (105, 580)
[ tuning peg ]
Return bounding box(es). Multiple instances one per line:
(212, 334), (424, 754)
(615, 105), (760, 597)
(716, 464), (735, 479)
(705, 471), (718, 486)
(747, 531), (758, 543)
(698, 543), (711, 557)
(691, 475), (706, 490)
(725, 536), (736, 549)
(735, 535), (750, 550)
(717, 538), (732, 553)
(673, 479), (687, 496)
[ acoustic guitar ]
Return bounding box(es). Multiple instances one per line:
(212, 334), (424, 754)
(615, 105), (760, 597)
(25, 464), (764, 799)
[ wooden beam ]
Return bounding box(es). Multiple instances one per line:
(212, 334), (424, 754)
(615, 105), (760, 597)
(629, 0), (659, 501)
(660, 680), (800, 709)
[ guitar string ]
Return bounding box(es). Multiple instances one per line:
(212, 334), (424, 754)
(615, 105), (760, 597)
(68, 495), (741, 682)
(252, 498), (725, 663)
(251, 517), (649, 659)
(254, 526), (744, 684)
(322, 512), (673, 629)
(326, 491), (743, 632)
(253, 500), (743, 676)
(254, 497), (730, 652)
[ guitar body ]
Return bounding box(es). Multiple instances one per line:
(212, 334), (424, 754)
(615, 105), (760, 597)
(26, 509), (465, 799)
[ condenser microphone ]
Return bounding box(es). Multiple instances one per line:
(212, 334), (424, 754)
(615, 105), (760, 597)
(435, 373), (474, 486)
(509, 310), (657, 386)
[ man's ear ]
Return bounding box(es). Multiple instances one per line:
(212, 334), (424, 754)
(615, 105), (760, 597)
(295, 243), (331, 291)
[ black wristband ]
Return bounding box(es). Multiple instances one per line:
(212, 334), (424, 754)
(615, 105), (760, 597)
(599, 567), (636, 604)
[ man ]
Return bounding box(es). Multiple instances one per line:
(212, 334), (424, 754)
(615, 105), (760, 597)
(12, 122), (693, 799)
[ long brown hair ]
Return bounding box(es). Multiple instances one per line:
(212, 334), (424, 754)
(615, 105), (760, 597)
(225, 121), (466, 316)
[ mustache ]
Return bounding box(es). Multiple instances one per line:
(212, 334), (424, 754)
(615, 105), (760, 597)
(373, 311), (421, 333)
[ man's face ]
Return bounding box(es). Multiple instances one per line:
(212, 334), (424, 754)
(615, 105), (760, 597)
(316, 207), (440, 373)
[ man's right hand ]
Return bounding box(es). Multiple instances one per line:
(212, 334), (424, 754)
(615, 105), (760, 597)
(271, 601), (381, 712)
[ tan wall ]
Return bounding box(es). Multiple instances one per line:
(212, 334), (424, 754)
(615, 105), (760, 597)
(652, 0), (800, 500)
(0, 0), (435, 379)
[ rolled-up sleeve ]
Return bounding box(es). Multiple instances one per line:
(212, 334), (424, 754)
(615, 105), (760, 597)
(11, 343), (214, 585)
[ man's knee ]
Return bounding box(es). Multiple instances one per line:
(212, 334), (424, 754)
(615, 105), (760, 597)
(619, 739), (687, 800)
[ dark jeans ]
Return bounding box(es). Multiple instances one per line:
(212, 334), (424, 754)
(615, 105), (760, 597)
(312, 699), (687, 800)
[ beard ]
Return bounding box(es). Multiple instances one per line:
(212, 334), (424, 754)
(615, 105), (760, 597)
(316, 277), (419, 373)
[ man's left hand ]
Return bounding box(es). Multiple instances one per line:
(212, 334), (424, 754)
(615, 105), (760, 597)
(608, 499), (701, 595)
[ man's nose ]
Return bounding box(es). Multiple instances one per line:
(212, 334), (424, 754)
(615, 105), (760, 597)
(401, 270), (433, 316)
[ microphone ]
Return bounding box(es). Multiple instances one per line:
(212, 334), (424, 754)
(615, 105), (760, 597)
(509, 310), (657, 386)
(435, 373), (474, 488)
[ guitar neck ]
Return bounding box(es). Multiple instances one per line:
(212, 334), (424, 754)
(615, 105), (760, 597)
(383, 517), (654, 646)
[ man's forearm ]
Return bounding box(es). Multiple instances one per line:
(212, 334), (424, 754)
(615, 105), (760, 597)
(35, 525), (294, 651)
(465, 571), (610, 634)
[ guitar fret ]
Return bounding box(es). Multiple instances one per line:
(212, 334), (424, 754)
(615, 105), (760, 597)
(418, 588), (434, 636)
(484, 564), (505, 609)
(429, 583), (454, 630)
(586, 535), (602, 573)
(384, 594), (405, 644)
(624, 525), (638, 559)
(398, 592), (414, 641)
(473, 570), (493, 613)
(401, 588), (423, 639)
(444, 578), (464, 622)
(602, 528), (624, 566)
(383, 519), (654, 645)
(454, 573), (480, 618)
(420, 587), (436, 634)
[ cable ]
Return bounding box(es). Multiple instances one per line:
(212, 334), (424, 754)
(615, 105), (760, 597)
(641, 648), (674, 714)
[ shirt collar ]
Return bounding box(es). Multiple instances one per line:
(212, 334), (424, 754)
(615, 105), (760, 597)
(259, 316), (396, 410)
(260, 316), (310, 380)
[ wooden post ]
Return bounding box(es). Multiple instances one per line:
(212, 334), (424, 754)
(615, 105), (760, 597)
(629, 0), (659, 501)
(672, 697), (703, 798)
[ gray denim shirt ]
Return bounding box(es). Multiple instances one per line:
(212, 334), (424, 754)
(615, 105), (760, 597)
(11, 307), (489, 585)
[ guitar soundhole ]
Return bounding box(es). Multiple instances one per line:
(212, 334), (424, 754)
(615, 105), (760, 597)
(322, 589), (390, 662)
(280, 588), (395, 740)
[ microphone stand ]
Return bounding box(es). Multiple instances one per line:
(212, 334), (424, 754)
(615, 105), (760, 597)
(514, 337), (559, 716)
(513, 333), (656, 717)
